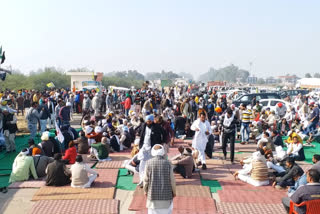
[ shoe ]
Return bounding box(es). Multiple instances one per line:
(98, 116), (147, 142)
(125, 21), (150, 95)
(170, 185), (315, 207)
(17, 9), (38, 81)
(196, 161), (202, 166)
(275, 185), (285, 190)
(240, 142), (246, 145)
(2, 187), (7, 193)
(202, 164), (207, 170)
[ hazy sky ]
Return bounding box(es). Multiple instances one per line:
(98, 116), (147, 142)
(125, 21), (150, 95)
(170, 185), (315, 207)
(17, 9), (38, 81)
(1, 0), (319, 78)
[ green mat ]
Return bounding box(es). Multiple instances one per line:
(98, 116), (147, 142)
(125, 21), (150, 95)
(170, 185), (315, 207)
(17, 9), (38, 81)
(201, 179), (222, 193)
(304, 142), (320, 164)
(115, 168), (137, 191)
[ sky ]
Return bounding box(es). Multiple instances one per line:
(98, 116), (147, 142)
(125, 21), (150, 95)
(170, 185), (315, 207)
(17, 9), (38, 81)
(0, 0), (319, 79)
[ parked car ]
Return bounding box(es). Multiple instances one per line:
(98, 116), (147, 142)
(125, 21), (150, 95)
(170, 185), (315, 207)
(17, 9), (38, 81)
(279, 89), (309, 99)
(259, 99), (292, 112)
(232, 93), (281, 107)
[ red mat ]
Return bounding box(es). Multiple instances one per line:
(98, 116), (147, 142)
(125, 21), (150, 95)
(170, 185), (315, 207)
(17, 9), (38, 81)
(29, 199), (119, 214)
(133, 173), (140, 184)
(217, 190), (286, 204)
(8, 180), (46, 189)
(176, 185), (211, 198)
(129, 196), (216, 212)
(174, 173), (202, 185)
(136, 209), (216, 214)
(92, 169), (119, 188)
(219, 180), (277, 191)
(200, 167), (235, 181)
(96, 161), (124, 169)
(217, 202), (286, 214)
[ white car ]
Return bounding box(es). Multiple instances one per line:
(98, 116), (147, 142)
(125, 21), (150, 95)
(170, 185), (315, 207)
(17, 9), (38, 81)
(259, 99), (292, 112)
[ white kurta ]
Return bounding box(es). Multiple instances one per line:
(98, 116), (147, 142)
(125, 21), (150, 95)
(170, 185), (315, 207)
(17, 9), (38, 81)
(191, 119), (211, 164)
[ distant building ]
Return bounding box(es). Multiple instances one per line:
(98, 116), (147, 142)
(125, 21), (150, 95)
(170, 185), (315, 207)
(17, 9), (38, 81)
(266, 77), (277, 84)
(66, 72), (103, 91)
(247, 76), (257, 84)
(277, 75), (299, 85)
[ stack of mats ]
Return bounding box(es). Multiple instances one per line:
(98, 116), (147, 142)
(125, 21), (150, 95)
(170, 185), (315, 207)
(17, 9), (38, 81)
(216, 180), (287, 214)
(27, 153), (128, 214)
(129, 185), (217, 213)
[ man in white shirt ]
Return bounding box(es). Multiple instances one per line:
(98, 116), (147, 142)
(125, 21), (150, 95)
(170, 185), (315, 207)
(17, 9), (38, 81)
(70, 155), (99, 188)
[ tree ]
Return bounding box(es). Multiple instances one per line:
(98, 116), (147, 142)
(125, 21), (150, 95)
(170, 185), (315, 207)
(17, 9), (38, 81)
(198, 64), (249, 83)
(305, 73), (312, 78)
(257, 78), (265, 84)
(314, 73), (320, 78)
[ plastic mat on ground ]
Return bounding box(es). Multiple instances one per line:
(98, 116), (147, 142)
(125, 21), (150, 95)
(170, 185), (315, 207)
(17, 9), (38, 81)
(115, 168), (137, 191)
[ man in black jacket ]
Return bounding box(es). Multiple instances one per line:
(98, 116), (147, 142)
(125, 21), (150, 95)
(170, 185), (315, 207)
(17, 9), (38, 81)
(273, 157), (304, 189)
(221, 108), (238, 163)
(139, 115), (166, 149)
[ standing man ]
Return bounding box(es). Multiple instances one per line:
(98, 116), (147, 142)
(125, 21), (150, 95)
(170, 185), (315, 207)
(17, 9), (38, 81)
(26, 102), (40, 140)
(81, 94), (92, 123)
(143, 144), (176, 214)
(59, 102), (72, 127)
(38, 101), (50, 135)
(191, 112), (211, 170)
(304, 102), (319, 135)
(138, 115), (166, 186)
(134, 92), (142, 115)
(2, 108), (18, 153)
(222, 108), (237, 163)
(240, 104), (253, 145)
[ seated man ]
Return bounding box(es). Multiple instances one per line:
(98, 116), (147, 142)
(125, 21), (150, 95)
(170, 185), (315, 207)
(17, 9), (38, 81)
(282, 169), (320, 213)
(171, 147), (194, 179)
(287, 136), (305, 161)
(124, 153), (140, 175)
(9, 148), (38, 183)
(40, 132), (55, 157)
(90, 138), (110, 161)
(70, 155), (99, 188)
(287, 168), (305, 197)
(62, 141), (77, 164)
(46, 153), (71, 186)
(234, 149), (269, 186)
(28, 139), (44, 156)
(271, 130), (284, 147)
(74, 130), (89, 154)
(32, 148), (54, 178)
(273, 157), (304, 190)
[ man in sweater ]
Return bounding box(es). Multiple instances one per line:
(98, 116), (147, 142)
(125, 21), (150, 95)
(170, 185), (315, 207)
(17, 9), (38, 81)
(2, 108), (18, 153)
(240, 103), (253, 144)
(46, 153), (71, 186)
(26, 102), (40, 139)
(9, 149), (38, 183)
(70, 155), (99, 188)
(32, 148), (54, 178)
(143, 144), (176, 214)
(171, 147), (194, 178)
(282, 169), (320, 213)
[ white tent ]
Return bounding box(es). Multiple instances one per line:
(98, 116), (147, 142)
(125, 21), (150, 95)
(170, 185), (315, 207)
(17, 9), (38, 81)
(296, 78), (320, 88)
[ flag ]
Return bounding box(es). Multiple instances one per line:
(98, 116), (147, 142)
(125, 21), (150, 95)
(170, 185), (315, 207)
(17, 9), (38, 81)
(0, 72), (6, 81)
(55, 121), (64, 144)
(1, 51), (5, 64)
(46, 82), (55, 88)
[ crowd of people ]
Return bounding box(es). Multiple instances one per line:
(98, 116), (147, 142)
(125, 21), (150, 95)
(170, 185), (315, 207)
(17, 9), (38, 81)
(2, 85), (320, 213)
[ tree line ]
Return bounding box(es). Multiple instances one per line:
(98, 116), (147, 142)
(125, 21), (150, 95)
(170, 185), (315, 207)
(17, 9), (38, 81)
(0, 67), (187, 91)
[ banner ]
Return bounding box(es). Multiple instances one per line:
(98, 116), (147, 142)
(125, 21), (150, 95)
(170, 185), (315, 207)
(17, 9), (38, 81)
(55, 121), (64, 144)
